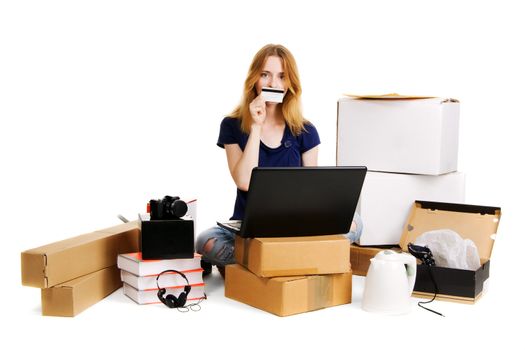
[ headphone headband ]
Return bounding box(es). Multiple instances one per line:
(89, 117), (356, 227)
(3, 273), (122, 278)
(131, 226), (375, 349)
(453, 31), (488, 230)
(156, 269), (190, 290)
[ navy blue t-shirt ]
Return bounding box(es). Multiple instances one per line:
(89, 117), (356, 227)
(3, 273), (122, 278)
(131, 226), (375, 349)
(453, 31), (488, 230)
(217, 116), (321, 220)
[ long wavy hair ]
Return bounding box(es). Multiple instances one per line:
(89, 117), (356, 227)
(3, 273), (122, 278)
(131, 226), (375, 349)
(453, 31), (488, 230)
(230, 44), (308, 136)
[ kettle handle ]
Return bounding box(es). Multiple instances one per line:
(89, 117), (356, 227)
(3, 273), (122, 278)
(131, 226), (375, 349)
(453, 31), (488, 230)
(400, 253), (417, 296)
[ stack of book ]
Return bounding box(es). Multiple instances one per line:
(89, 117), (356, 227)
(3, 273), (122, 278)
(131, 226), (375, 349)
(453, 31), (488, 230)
(117, 252), (206, 305)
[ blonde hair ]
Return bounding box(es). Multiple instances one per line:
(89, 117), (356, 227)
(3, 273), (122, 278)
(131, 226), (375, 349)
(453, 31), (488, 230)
(231, 44), (307, 136)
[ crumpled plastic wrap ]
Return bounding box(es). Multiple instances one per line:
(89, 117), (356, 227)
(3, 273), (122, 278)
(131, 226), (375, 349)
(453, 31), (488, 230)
(414, 229), (481, 270)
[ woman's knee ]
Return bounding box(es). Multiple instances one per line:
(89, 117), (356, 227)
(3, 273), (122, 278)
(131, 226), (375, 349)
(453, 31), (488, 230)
(195, 227), (235, 265)
(195, 227), (220, 254)
(346, 212), (364, 243)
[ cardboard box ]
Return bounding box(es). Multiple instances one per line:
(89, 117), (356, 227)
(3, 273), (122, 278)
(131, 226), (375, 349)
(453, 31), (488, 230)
(357, 171), (465, 246)
(399, 200), (501, 303)
(350, 244), (401, 276)
(225, 264), (352, 316)
(337, 96), (460, 175)
(21, 221), (140, 288)
(235, 234), (350, 277)
(41, 265), (121, 317)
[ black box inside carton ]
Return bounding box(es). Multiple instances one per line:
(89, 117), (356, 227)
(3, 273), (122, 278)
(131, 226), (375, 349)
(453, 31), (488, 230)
(400, 200), (501, 303)
(139, 216), (194, 260)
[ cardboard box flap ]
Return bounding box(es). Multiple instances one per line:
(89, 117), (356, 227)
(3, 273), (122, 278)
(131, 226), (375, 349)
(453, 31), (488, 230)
(399, 201), (501, 261)
(344, 93), (437, 100)
(342, 93), (459, 103)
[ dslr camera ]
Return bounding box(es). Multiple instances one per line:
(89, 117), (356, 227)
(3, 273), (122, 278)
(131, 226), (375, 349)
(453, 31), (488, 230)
(149, 195), (188, 220)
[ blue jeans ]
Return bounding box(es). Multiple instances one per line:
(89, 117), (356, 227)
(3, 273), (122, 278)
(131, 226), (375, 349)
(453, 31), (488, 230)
(196, 226), (236, 267)
(195, 212), (363, 267)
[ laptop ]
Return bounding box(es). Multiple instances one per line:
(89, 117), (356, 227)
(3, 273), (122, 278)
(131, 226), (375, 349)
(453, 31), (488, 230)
(219, 166), (367, 238)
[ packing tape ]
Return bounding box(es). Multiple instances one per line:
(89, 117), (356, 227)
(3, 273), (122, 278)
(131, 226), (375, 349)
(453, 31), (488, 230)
(307, 275), (333, 311)
(262, 268), (319, 276)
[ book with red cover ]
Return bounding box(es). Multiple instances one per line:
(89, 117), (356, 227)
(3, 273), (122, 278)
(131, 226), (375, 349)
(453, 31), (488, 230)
(117, 252), (202, 276)
(123, 283), (206, 305)
(120, 268), (204, 290)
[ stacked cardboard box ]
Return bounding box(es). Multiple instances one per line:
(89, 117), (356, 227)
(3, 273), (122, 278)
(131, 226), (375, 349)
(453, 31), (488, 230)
(225, 235), (353, 316)
(117, 252), (206, 305)
(21, 221), (140, 316)
(337, 95), (502, 303)
(337, 95), (465, 247)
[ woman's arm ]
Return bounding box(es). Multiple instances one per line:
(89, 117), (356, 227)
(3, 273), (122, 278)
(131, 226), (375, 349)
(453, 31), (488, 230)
(302, 145), (319, 166)
(224, 124), (262, 191)
(224, 95), (267, 191)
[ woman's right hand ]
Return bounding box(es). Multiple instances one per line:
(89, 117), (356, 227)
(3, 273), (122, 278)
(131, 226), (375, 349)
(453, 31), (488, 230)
(249, 94), (266, 126)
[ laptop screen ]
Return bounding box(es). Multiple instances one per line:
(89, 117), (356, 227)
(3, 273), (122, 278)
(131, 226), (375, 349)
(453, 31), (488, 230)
(239, 166), (367, 238)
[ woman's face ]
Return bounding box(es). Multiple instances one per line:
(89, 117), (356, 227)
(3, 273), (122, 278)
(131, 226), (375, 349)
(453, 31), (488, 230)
(255, 55), (288, 101)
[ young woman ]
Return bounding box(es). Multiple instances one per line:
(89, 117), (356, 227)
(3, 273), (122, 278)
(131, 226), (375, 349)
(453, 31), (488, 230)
(196, 44), (362, 277)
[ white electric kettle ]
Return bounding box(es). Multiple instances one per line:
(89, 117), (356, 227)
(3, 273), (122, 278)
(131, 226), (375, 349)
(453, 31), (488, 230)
(362, 250), (417, 315)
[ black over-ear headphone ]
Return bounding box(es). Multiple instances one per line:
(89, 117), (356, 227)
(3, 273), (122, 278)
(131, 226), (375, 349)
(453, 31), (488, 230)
(156, 270), (191, 308)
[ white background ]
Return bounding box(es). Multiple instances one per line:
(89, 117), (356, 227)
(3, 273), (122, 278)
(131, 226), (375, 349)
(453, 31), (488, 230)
(1, 0), (523, 348)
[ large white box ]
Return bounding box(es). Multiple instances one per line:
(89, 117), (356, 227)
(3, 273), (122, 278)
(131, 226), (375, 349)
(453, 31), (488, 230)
(337, 96), (460, 175)
(357, 171), (465, 246)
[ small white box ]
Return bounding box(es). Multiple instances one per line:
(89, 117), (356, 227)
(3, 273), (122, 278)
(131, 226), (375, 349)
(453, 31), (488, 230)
(337, 96), (460, 175)
(357, 171), (465, 246)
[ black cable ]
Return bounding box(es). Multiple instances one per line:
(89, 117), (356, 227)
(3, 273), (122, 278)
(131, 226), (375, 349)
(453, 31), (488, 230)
(407, 243), (444, 317)
(177, 293), (207, 313)
(417, 265), (444, 317)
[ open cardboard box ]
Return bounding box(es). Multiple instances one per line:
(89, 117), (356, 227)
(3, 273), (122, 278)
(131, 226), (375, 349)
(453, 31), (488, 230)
(399, 200), (501, 303)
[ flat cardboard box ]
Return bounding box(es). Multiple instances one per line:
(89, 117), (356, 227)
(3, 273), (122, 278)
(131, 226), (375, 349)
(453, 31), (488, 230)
(337, 96), (460, 175)
(41, 265), (121, 317)
(225, 264), (352, 316)
(22, 221), (140, 288)
(234, 234), (350, 277)
(357, 171), (465, 246)
(350, 244), (401, 276)
(399, 200), (501, 303)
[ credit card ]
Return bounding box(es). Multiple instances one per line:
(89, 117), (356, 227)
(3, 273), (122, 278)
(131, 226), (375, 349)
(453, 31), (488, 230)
(261, 87), (285, 103)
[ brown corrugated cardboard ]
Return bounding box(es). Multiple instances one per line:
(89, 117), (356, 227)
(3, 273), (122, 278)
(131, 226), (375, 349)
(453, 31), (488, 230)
(234, 234), (350, 277)
(225, 264), (352, 317)
(41, 265), (121, 317)
(21, 221), (140, 288)
(399, 200), (501, 303)
(350, 244), (401, 276)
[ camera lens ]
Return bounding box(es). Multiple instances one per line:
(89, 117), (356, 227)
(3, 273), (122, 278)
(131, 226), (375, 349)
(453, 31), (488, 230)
(169, 199), (188, 218)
